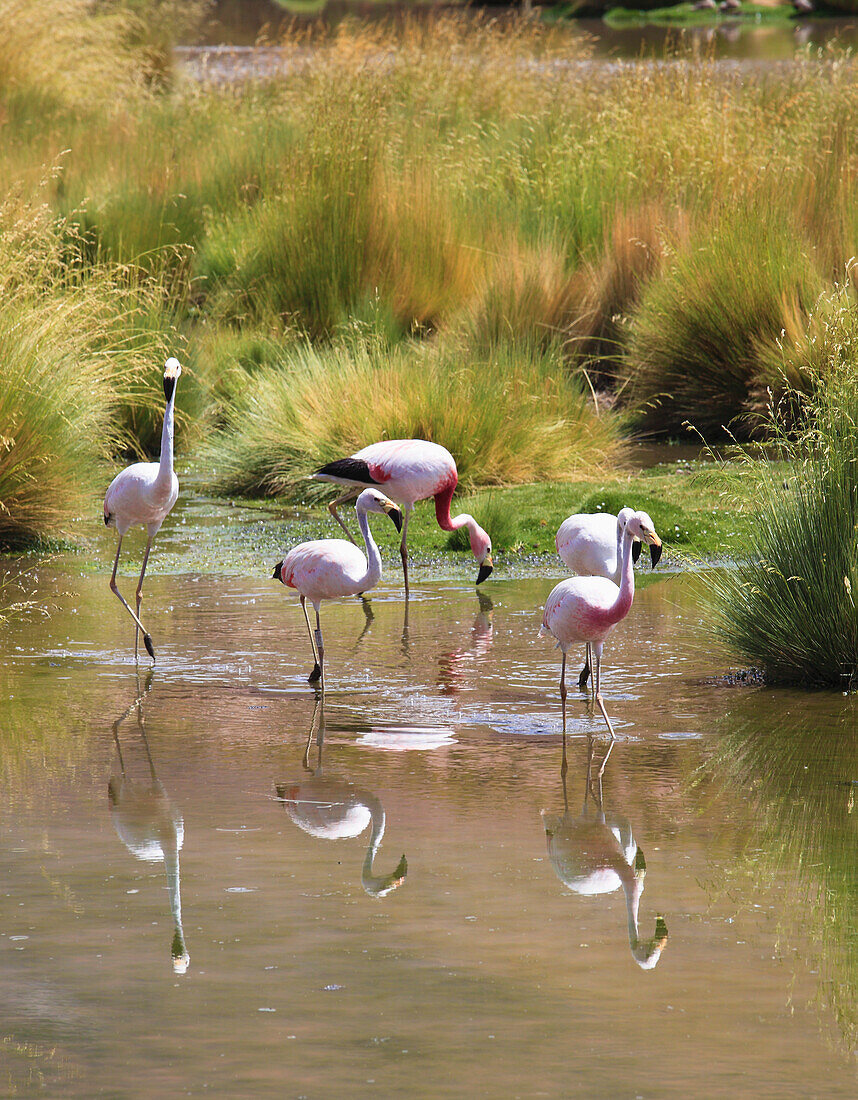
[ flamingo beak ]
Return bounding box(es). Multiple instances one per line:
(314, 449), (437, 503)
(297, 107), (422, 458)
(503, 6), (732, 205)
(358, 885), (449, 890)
(384, 503), (403, 533)
(272, 561), (283, 582)
(163, 357), (181, 402)
(632, 540), (642, 565)
(650, 541), (662, 568)
(476, 554), (494, 585)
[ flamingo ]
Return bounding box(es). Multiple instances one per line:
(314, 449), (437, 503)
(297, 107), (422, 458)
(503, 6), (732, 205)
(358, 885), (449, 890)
(103, 357), (182, 662)
(275, 698), (407, 898)
(313, 439), (493, 595)
(540, 509), (662, 741)
(109, 672), (190, 974)
(556, 507), (662, 689)
(541, 735), (668, 970)
(272, 487), (403, 688)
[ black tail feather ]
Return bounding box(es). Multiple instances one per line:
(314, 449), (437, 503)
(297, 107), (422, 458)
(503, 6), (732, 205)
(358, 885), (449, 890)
(314, 457), (379, 485)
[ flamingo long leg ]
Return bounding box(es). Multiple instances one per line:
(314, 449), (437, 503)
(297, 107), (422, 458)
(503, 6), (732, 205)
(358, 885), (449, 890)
(578, 643), (591, 691)
(559, 652), (568, 783)
(109, 535), (155, 661)
(134, 537), (154, 663)
(314, 608), (325, 693)
(300, 596), (322, 683)
(592, 644), (616, 743)
(399, 507), (412, 597)
(328, 489), (361, 545)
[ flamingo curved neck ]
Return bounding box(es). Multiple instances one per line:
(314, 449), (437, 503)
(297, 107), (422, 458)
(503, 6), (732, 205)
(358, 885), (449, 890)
(356, 505), (383, 591)
(434, 482), (471, 535)
(606, 527), (636, 627)
(156, 393), (176, 489)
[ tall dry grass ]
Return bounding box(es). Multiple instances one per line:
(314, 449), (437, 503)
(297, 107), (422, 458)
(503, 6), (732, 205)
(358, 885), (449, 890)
(205, 334), (621, 498)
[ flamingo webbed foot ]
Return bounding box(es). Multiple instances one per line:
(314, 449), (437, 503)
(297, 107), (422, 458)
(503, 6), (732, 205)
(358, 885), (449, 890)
(143, 634), (155, 661)
(308, 663), (322, 683)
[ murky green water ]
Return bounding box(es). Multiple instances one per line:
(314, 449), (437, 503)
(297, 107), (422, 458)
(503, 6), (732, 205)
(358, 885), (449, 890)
(1, 510), (856, 1096)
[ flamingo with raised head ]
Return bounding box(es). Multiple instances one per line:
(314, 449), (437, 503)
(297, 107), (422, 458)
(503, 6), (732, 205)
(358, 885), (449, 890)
(556, 507), (662, 688)
(272, 487), (403, 689)
(313, 439), (493, 595)
(103, 357), (182, 662)
(541, 510), (662, 741)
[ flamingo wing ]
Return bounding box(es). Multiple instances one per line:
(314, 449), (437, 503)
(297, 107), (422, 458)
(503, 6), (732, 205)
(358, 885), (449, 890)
(281, 539), (369, 602)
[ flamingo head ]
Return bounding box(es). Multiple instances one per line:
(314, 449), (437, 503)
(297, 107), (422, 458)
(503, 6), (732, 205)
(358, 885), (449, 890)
(628, 510), (662, 568)
(617, 507), (643, 564)
(356, 488), (403, 532)
(470, 523), (493, 585)
(163, 357), (182, 402)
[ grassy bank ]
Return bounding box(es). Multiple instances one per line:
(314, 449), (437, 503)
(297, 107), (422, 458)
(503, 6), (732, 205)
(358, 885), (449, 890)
(2, 9), (858, 550)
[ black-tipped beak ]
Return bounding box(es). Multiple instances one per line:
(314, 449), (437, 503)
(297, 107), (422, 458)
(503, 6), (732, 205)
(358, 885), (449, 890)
(634, 847), (647, 873)
(476, 556), (494, 586)
(163, 376), (176, 403)
(632, 540), (642, 564)
(649, 541), (662, 569)
(386, 505), (403, 534)
(272, 561), (283, 582)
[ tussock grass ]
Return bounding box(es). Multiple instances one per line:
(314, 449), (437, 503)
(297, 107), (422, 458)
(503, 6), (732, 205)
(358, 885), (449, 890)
(626, 204), (824, 438)
(0, 195), (184, 545)
(710, 329), (858, 686)
(205, 335), (621, 498)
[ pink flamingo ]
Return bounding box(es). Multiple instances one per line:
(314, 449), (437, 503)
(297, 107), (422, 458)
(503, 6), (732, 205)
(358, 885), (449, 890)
(541, 510), (662, 741)
(272, 488), (403, 688)
(556, 508), (662, 688)
(103, 358), (182, 662)
(313, 439), (493, 595)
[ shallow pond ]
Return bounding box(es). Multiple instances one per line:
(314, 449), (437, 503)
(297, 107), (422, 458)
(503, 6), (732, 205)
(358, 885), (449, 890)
(1, 504), (856, 1096)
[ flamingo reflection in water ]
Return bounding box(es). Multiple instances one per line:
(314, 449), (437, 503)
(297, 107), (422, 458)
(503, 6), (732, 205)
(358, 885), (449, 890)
(437, 590), (494, 697)
(541, 735), (668, 970)
(275, 699), (408, 898)
(108, 671), (190, 974)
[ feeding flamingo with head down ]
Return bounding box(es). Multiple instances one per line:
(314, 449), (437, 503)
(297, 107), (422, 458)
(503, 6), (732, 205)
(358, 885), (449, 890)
(103, 357), (182, 662)
(313, 439), (493, 596)
(541, 509), (662, 742)
(272, 488), (403, 689)
(555, 507), (662, 689)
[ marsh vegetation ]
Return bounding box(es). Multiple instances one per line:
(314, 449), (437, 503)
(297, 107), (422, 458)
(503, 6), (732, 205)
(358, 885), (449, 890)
(1, 3), (858, 681)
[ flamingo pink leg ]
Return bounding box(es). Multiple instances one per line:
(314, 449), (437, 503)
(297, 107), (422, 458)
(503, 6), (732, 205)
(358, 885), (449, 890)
(328, 489), (361, 545)
(592, 642), (616, 744)
(134, 536), (154, 663)
(110, 536), (155, 662)
(399, 507), (411, 596)
(560, 652), (568, 783)
(300, 596), (322, 683)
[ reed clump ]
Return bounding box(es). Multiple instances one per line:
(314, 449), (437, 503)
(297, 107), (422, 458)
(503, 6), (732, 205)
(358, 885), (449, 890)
(205, 335), (621, 498)
(710, 322), (858, 686)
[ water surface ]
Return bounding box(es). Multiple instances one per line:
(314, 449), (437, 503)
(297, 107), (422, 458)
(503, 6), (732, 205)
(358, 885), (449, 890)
(2, 540), (856, 1096)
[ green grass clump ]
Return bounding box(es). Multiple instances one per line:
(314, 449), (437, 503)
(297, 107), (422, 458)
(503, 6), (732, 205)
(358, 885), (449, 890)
(204, 335), (621, 498)
(626, 204), (824, 439)
(710, 357), (858, 687)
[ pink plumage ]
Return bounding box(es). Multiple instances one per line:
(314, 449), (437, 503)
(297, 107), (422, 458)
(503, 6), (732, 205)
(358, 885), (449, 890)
(273, 488), (403, 687)
(314, 439), (493, 591)
(541, 510), (662, 742)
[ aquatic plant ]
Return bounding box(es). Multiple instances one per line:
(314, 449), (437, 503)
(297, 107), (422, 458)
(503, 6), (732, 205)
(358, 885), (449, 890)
(204, 335), (621, 498)
(710, 343), (858, 687)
